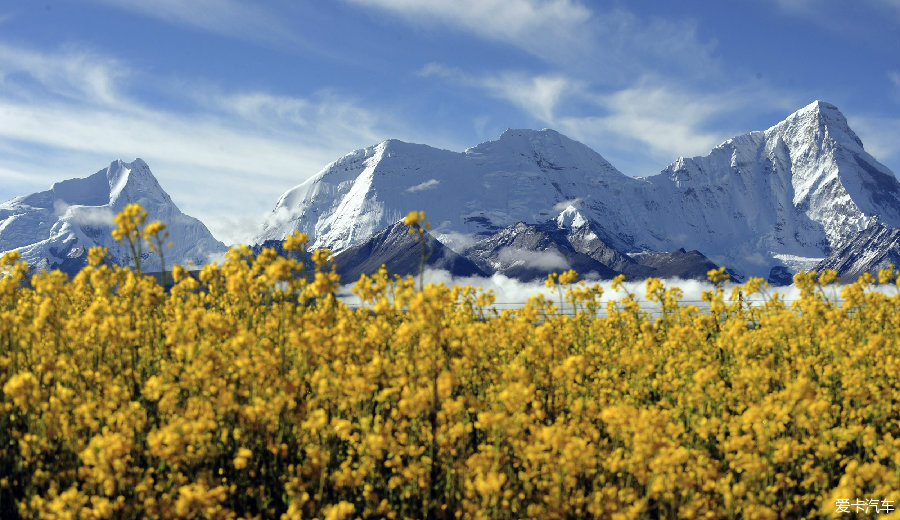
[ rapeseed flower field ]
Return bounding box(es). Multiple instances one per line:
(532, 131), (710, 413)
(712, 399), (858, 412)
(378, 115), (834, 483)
(1, 205), (899, 519)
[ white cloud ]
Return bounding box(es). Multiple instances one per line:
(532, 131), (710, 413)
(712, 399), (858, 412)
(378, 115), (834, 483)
(419, 64), (581, 124)
(771, 0), (900, 18)
(553, 199), (582, 212)
(0, 43), (129, 106)
(766, 0), (899, 40)
(0, 43), (401, 245)
(346, 0), (592, 63)
(339, 269), (900, 317)
(69, 206), (116, 227)
(369, 2), (719, 85)
(406, 179), (440, 193)
(497, 247), (569, 271)
(336, 270), (783, 315)
(420, 66), (796, 173)
(433, 231), (476, 252)
(566, 82), (732, 161)
(87, 0), (303, 49)
(417, 62), (460, 80)
(352, 1), (723, 82)
(480, 74), (578, 123)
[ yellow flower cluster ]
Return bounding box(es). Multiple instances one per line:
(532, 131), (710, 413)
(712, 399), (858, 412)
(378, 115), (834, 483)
(1, 206), (900, 519)
(403, 211), (429, 232)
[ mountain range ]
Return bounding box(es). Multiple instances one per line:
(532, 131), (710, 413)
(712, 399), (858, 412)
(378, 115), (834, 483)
(1, 101), (898, 284)
(254, 101), (900, 282)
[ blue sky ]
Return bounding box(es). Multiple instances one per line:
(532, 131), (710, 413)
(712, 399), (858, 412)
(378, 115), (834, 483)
(1, 0), (898, 245)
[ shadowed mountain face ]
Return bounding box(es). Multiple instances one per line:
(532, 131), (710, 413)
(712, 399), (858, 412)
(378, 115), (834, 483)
(465, 222), (620, 282)
(546, 206), (654, 280)
(627, 249), (737, 282)
(813, 222), (900, 281)
(464, 211), (732, 283)
(332, 221), (486, 282)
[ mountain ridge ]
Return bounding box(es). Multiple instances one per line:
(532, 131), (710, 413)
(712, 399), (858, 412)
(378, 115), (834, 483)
(252, 100), (899, 281)
(3, 101), (897, 283)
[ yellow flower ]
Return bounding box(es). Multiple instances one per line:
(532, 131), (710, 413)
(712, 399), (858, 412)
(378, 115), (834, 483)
(611, 273), (627, 291)
(87, 246), (108, 267)
(3, 371), (41, 409)
(707, 266), (730, 283)
(233, 447), (253, 470)
(142, 220), (167, 241)
(0, 249), (21, 266)
(403, 210), (430, 233)
(403, 210), (421, 226)
(323, 501), (355, 520)
(283, 230), (309, 252)
(558, 269), (578, 285)
(545, 272), (558, 289)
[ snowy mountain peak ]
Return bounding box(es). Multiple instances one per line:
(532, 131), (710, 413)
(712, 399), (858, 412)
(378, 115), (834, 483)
(643, 100), (900, 278)
(772, 99), (863, 150)
(465, 128), (625, 178)
(471, 128), (584, 156)
(43, 158), (172, 211)
(797, 100), (849, 124)
(1, 159), (225, 274)
(556, 205), (588, 229)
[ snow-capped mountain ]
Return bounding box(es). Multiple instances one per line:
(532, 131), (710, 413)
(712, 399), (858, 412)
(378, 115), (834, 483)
(637, 100), (900, 277)
(0, 159), (226, 274)
(254, 130), (632, 253)
(254, 101), (900, 281)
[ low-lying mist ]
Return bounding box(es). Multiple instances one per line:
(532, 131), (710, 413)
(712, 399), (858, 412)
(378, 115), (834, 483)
(337, 268), (897, 316)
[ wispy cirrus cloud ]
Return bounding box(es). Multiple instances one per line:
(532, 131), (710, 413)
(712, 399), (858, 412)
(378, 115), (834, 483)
(419, 63), (799, 174)
(770, 0), (900, 18)
(345, 0), (592, 64)
(563, 82), (786, 165)
(419, 63), (581, 123)
(765, 0), (899, 40)
(355, 0), (719, 83)
(0, 43), (129, 106)
(379, 1), (784, 174)
(86, 0), (301, 48)
(890, 71), (900, 90)
(0, 42), (396, 245)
